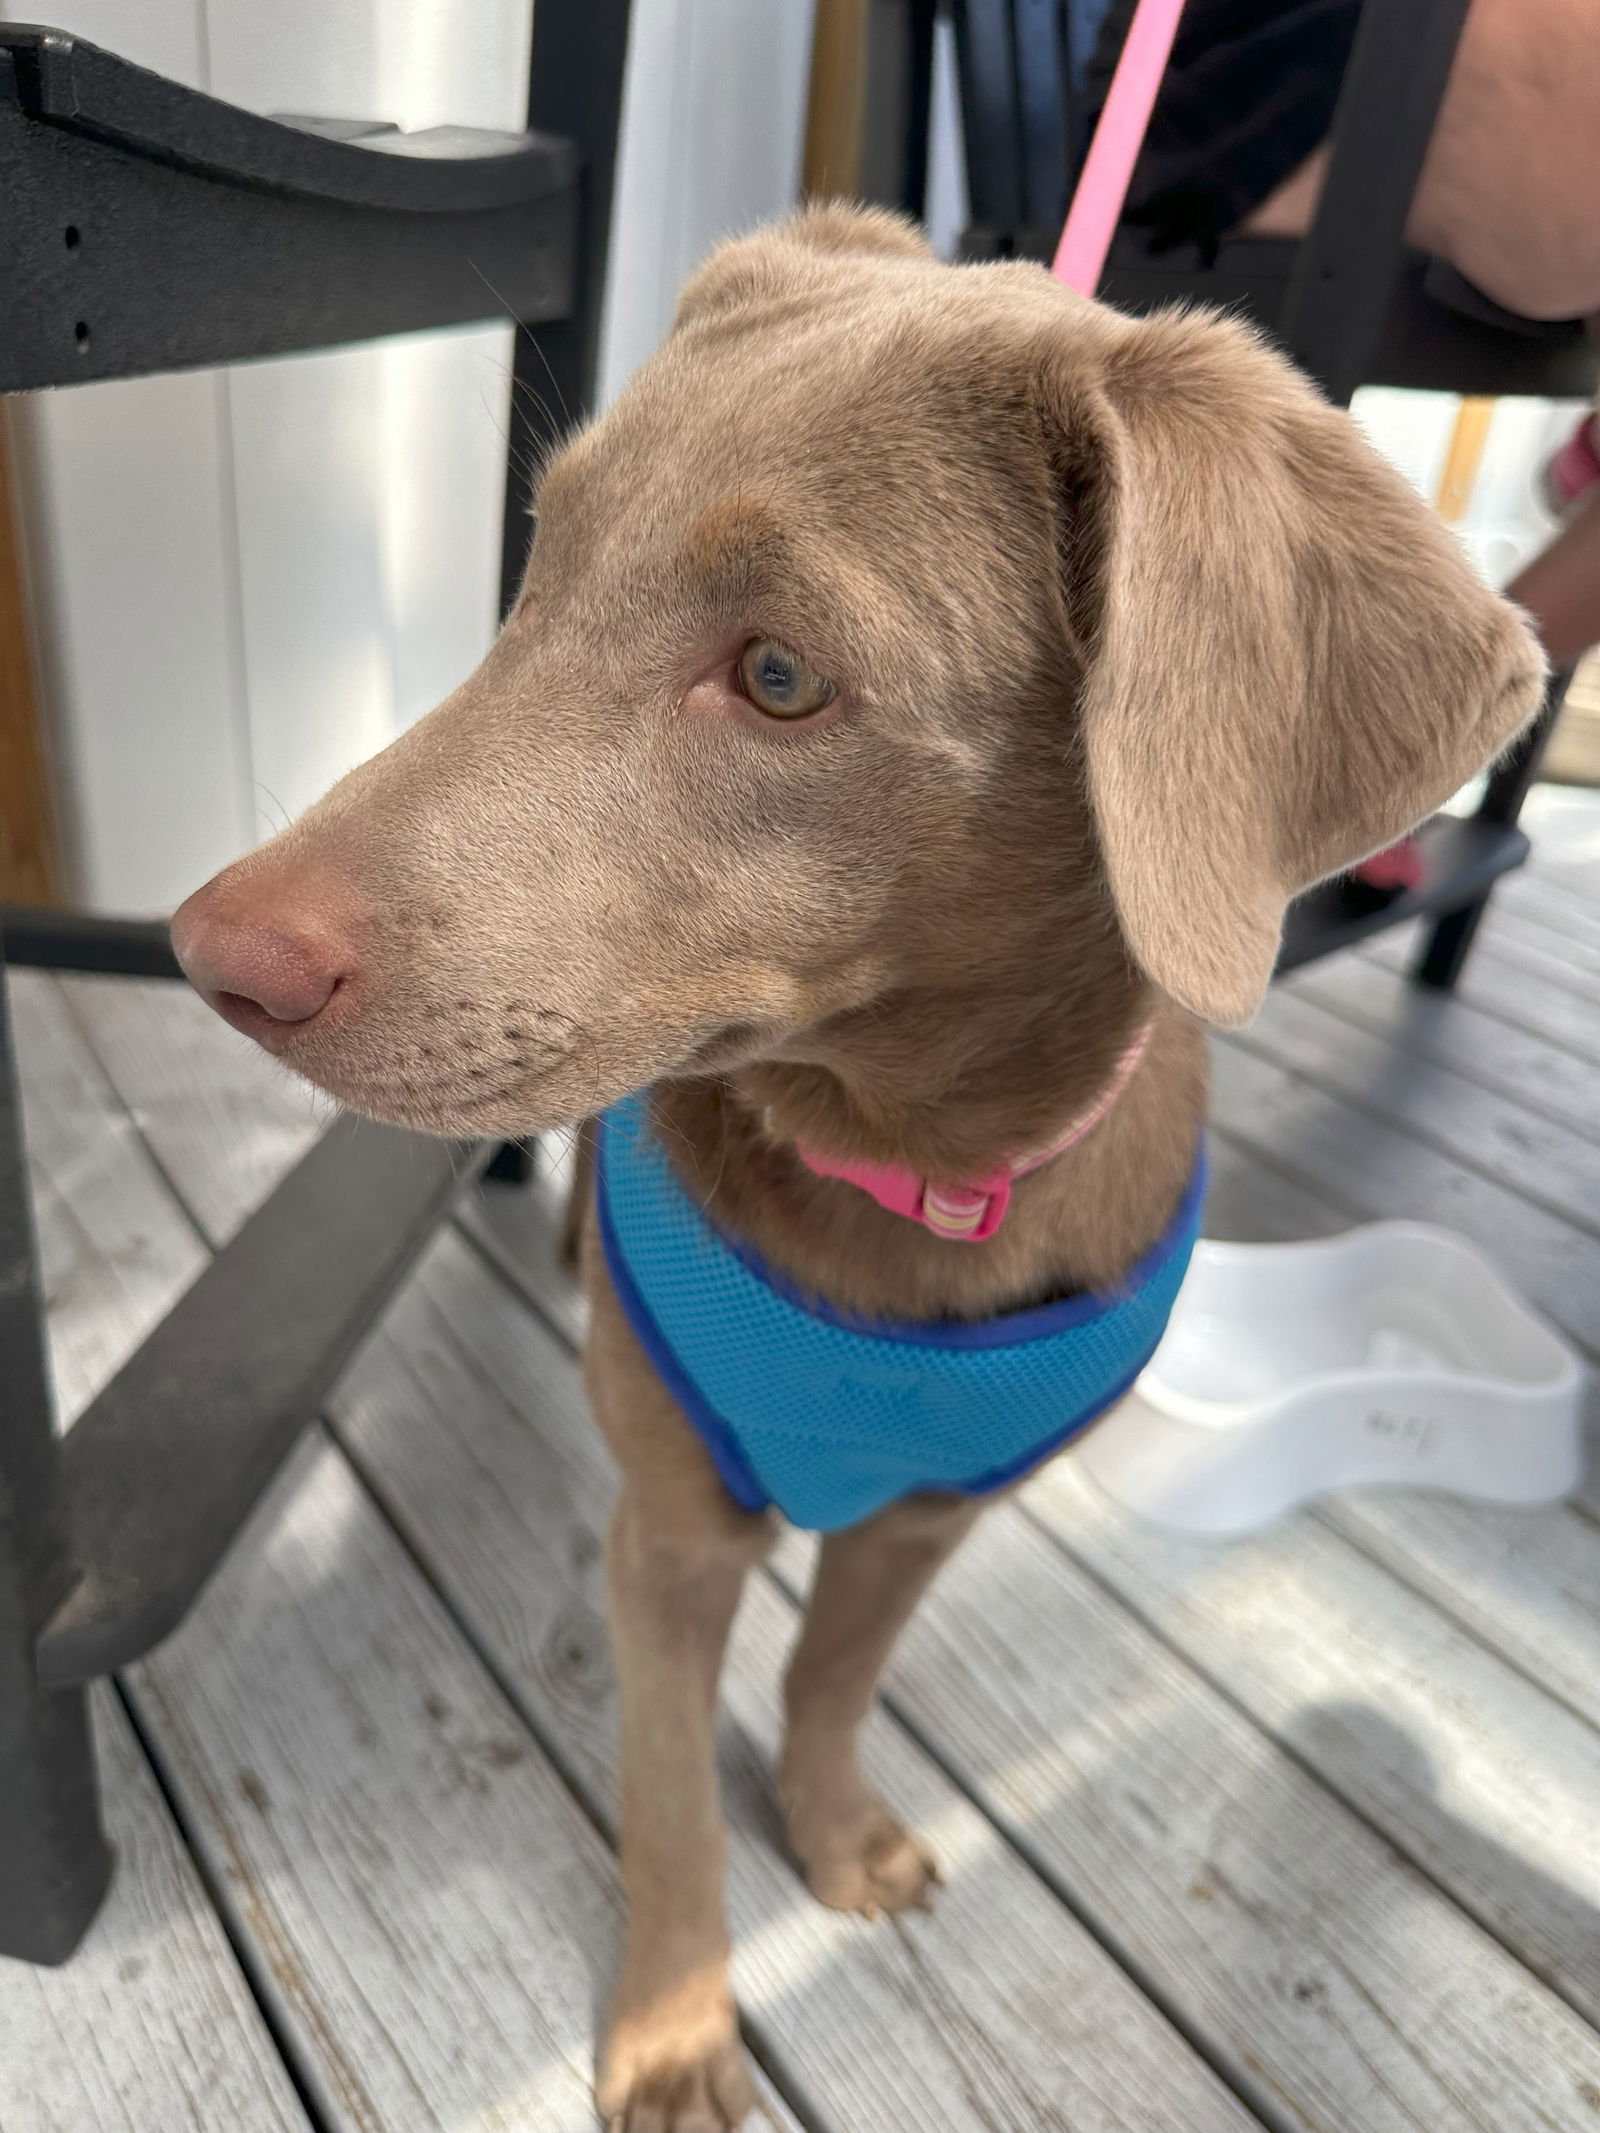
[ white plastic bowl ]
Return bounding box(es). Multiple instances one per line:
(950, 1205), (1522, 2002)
(1075, 1222), (1586, 1536)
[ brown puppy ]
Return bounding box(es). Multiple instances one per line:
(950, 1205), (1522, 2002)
(173, 206), (1544, 2130)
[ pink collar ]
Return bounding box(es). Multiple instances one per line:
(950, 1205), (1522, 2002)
(796, 1021), (1155, 1243)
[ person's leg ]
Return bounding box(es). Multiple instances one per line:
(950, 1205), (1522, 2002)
(1246, 0), (1600, 322)
(1505, 483), (1600, 668)
(1410, 491), (1600, 991)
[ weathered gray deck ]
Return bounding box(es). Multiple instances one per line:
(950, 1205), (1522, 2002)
(5, 785), (1600, 2133)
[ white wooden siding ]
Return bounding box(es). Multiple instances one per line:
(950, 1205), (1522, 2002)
(6, 0), (814, 910)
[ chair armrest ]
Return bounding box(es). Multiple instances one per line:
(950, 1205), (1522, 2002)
(2, 24), (574, 213)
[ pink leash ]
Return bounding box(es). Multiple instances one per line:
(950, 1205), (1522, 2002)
(1052, 0), (1188, 297)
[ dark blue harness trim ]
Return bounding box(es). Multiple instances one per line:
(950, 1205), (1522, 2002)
(595, 1127), (772, 1513)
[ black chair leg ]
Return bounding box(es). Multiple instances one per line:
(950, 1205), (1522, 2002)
(1414, 896), (1489, 989)
(1413, 664), (1571, 990)
(483, 1140), (535, 1186)
(0, 969), (111, 1963)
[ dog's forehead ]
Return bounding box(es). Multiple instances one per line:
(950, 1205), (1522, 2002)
(584, 319), (933, 501)
(542, 271), (1063, 581)
(523, 254), (1124, 641)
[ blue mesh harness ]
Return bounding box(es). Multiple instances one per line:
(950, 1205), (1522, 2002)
(597, 1092), (1204, 1533)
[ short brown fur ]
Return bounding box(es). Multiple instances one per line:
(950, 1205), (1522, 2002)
(175, 205), (1545, 2130)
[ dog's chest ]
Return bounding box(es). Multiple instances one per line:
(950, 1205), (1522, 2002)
(596, 1094), (1203, 1532)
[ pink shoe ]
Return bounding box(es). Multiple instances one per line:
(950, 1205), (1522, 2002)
(1544, 412), (1600, 515)
(1354, 833), (1425, 894)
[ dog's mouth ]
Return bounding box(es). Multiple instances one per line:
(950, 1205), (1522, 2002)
(260, 996), (593, 1137)
(310, 1052), (582, 1137)
(383, 1021), (770, 1134)
(265, 999), (784, 1143)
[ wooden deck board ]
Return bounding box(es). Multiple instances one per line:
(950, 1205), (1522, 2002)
(1209, 1040), (1600, 1357)
(0, 1688), (313, 2133)
(1022, 1460), (1600, 2028)
(1479, 898), (1600, 992)
(1235, 983), (1600, 1238)
(10, 970), (208, 1426)
(1364, 925), (1600, 1069)
(58, 974), (325, 1246)
(864, 1504), (1600, 2133)
(1501, 864), (1600, 939)
(1281, 951), (1600, 1144)
(128, 1430), (631, 2133)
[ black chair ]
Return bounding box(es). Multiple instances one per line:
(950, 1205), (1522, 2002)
(0, 6), (631, 1965)
(933, 0), (1598, 985)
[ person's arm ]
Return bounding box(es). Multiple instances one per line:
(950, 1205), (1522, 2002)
(1505, 482), (1600, 666)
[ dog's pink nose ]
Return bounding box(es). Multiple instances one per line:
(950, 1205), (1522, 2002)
(172, 872), (355, 1050)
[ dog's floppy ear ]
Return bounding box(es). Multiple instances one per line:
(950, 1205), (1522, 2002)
(1046, 308), (1546, 1026)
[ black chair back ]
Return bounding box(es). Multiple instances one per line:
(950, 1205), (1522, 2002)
(944, 0), (1598, 406)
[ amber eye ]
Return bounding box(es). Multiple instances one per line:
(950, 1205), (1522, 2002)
(736, 638), (836, 719)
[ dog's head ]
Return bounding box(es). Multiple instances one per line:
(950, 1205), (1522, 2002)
(173, 206), (1544, 1135)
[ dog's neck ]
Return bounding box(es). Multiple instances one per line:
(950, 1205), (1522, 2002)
(741, 968), (1147, 1159)
(793, 1016), (1156, 1241)
(654, 957), (1207, 1324)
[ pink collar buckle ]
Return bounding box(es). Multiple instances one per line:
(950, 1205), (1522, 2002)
(920, 1176), (1012, 1240)
(792, 1144), (1016, 1235)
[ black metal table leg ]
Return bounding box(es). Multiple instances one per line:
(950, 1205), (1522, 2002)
(0, 968), (111, 1963)
(1414, 664), (1571, 990)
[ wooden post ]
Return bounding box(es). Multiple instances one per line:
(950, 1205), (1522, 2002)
(803, 0), (871, 199)
(0, 404), (60, 907)
(1434, 394), (1496, 525)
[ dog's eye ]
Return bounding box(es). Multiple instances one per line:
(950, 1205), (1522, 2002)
(737, 639), (836, 719)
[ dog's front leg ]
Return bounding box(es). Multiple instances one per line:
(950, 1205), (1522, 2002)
(779, 1492), (983, 1918)
(586, 1271), (770, 2131)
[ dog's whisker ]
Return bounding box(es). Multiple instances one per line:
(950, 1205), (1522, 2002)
(465, 257), (576, 444)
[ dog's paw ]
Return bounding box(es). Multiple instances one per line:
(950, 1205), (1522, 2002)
(785, 1787), (943, 1920)
(597, 1984), (755, 2132)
